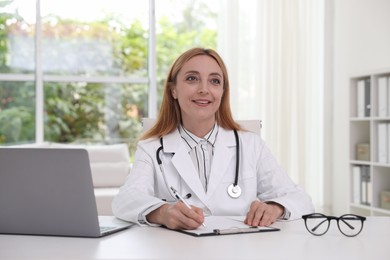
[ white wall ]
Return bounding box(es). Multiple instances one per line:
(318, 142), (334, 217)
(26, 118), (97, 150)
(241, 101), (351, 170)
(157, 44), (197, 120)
(331, 0), (390, 214)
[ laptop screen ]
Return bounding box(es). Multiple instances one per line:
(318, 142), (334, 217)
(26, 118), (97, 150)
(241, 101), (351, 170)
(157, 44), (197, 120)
(0, 148), (103, 237)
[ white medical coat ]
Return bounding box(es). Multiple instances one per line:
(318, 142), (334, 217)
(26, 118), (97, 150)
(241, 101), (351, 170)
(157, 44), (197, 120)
(112, 127), (314, 225)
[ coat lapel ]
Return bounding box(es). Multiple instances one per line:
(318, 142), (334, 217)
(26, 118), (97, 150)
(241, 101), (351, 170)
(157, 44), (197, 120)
(163, 130), (207, 202)
(206, 128), (236, 199)
(162, 128), (237, 205)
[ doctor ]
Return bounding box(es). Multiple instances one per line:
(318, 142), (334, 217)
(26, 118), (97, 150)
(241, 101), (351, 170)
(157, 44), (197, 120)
(112, 48), (314, 230)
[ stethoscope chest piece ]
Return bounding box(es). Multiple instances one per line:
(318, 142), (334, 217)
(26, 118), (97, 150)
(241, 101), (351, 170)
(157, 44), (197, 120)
(227, 183), (241, 199)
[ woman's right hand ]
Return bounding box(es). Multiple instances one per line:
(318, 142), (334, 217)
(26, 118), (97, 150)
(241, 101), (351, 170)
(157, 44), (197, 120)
(146, 202), (205, 230)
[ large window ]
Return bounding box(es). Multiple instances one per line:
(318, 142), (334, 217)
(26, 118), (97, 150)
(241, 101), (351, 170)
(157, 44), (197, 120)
(0, 0), (218, 156)
(1, 0), (325, 211)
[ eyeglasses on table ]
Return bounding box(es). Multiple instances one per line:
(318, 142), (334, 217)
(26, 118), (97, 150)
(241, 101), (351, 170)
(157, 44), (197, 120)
(302, 213), (366, 237)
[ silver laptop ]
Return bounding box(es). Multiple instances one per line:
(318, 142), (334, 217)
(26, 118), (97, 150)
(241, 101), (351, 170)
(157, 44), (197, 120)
(0, 148), (133, 238)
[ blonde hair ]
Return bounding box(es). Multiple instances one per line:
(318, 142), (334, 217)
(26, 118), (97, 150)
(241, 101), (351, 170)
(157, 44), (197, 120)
(141, 47), (241, 140)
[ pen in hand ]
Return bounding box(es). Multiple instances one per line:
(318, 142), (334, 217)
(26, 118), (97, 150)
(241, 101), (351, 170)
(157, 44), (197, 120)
(170, 186), (206, 227)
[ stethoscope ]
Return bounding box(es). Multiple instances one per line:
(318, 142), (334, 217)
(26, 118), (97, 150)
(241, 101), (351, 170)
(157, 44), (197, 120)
(156, 129), (242, 199)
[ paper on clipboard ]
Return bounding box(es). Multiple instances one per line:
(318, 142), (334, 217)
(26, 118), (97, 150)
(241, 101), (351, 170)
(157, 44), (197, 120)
(179, 216), (280, 237)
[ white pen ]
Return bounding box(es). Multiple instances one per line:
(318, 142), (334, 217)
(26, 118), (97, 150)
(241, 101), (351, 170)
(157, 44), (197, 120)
(170, 186), (206, 227)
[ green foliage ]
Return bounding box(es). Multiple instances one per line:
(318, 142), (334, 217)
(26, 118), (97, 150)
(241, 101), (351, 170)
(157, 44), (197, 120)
(0, 81), (35, 144)
(0, 106), (34, 143)
(118, 20), (148, 76)
(0, 12), (12, 72)
(44, 82), (105, 142)
(0, 2), (217, 152)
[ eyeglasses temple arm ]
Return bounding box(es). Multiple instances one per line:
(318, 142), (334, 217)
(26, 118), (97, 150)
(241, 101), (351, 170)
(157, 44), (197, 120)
(340, 217), (356, 230)
(310, 219), (328, 232)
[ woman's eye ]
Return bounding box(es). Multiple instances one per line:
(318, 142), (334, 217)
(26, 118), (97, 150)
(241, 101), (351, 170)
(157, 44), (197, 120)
(186, 76), (198, 81)
(211, 78), (221, 85)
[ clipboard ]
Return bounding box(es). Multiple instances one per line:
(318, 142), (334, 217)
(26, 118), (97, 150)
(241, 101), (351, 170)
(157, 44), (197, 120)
(176, 216), (280, 237)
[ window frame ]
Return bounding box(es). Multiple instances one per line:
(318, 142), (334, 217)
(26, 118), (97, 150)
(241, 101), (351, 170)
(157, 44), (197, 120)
(0, 0), (157, 143)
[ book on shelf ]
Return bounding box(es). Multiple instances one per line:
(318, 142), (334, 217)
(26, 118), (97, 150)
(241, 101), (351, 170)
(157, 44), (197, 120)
(378, 76), (388, 117)
(380, 191), (390, 210)
(357, 78), (371, 117)
(352, 165), (371, 206)
(356, 143), (370, 161)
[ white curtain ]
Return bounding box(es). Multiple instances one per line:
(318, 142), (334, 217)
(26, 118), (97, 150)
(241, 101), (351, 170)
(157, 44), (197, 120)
(218, 0), (325, 211)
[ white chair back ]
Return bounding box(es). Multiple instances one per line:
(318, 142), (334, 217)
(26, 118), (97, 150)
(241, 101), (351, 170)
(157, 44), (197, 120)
(236, 120), (262, 136)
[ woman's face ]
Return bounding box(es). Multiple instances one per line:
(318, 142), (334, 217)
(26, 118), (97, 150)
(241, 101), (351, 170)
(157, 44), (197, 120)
(171, 55), (224, 127)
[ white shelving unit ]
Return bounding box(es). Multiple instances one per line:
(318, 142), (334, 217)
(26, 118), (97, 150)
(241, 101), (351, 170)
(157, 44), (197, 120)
(349, 70), (390, 217)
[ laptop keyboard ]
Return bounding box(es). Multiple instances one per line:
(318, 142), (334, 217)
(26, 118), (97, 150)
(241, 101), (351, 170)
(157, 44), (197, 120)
(100, 226), (117, 233)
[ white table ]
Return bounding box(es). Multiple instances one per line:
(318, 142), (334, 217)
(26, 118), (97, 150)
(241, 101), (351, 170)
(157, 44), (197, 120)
(0, 216), (389, 260)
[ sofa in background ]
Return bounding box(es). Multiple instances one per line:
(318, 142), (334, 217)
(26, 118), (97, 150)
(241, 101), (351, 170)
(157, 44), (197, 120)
(7, 142), (130, 215)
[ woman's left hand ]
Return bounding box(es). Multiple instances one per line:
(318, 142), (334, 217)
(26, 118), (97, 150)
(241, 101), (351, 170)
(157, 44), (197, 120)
(244, 200), (284, 227)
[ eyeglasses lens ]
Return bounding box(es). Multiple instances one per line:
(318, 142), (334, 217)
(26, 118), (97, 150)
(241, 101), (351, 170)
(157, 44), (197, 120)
(338, 215), (363, 237)
(305, 214), (329, 236)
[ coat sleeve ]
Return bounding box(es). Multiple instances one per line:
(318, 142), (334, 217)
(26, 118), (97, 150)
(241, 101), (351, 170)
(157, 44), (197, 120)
(253, 136), (315, 220)
(112, 141), (167, 225)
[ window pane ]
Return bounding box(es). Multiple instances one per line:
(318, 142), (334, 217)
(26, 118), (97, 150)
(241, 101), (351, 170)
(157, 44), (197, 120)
(0, 0), (36, 73)
(40, 0), (149, 77)
(44, 82), (147, 155)
(155, 0), (218, 104)
(0, 81), (35, 144)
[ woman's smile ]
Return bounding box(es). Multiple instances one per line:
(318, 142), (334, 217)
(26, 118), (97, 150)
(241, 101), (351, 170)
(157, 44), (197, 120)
(171, 54), (224, 131)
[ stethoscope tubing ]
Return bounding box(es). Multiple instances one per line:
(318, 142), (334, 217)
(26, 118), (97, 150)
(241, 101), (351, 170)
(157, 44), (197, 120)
(156, 129), (241, 199)
(233, 129), (239, 187)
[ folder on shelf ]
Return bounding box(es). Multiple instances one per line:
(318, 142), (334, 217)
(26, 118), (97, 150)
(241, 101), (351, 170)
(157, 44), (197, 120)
(364, 78), (371, 117)
(388, 123), (390, 164)
(388, 76), (390, 116)
(352, 165), (371, 206)
(387, 76), (390, 117)
(352, 166), (361, 204)
(357, 79), (365, 117)
(361, 166), (367, 205)
(361, 166), (372, 206)
(357, 79), (371, 117)
(378, 123), (388, 164)
(378, 76), (388, 117)
(175, 216), (280, 237)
